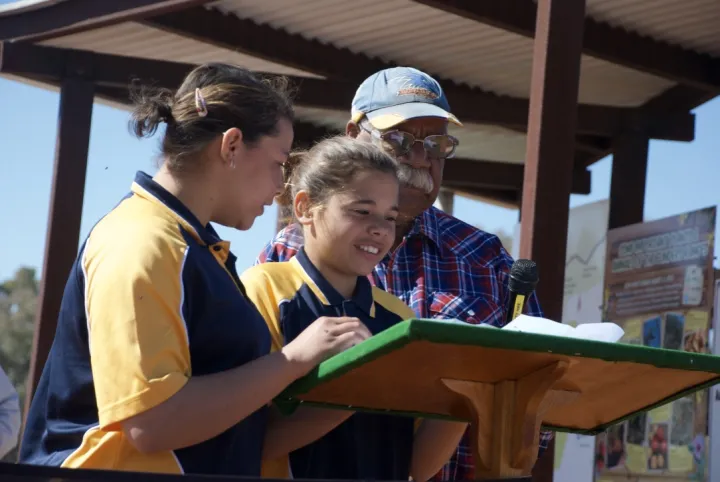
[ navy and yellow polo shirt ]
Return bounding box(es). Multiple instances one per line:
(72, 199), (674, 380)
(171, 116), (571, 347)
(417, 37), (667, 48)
(20, 171), (271, 476)
(241, 247), (417, 481)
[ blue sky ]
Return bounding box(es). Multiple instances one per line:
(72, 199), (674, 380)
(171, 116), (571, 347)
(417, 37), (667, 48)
(0, 5), (718, 280)
(2, 75), (718, 282)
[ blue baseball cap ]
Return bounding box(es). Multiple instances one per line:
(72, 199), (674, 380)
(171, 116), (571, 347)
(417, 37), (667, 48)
(351, 67), (462, 130)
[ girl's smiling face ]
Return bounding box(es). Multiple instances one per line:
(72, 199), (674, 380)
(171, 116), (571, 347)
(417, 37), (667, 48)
(298, 169), (399, 282)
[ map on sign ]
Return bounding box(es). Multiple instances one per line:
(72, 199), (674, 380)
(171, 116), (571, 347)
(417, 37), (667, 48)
(511, 199), (609, 327)
(562, 200), (609, 327)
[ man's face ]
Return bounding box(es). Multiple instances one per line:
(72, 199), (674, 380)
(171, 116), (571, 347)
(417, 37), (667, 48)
(348, 116), (449, 221)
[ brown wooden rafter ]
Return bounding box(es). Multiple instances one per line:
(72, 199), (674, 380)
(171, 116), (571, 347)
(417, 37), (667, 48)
(0, 40), (694, 143)
(92, 83), (595, 201)
(141, 7), (695, 147)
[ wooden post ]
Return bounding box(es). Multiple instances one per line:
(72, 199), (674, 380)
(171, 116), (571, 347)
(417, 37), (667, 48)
(275, 204), (293, 233)
(25, 77), (94, 415)
(434, 188), (455, 215)
(442, 362), (578, 480)
(608, 132), (649, 229)
(518, 0), (587, 480)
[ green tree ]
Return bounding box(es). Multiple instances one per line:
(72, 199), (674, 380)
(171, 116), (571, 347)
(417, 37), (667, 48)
(0, 267), (39, 461)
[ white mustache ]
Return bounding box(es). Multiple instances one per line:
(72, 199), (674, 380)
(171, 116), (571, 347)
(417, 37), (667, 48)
(397, 164), (434, 194)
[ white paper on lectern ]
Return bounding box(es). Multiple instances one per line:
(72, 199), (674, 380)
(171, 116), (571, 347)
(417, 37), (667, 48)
(501, 315), (624, 343)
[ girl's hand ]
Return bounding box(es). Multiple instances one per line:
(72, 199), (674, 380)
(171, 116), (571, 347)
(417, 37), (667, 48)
(282, 316), (372, 377)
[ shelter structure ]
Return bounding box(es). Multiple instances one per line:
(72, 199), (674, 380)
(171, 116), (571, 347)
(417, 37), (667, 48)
(1, 1), (719, 480)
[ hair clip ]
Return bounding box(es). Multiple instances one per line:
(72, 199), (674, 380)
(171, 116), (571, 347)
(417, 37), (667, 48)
(195, 88), (208, 117)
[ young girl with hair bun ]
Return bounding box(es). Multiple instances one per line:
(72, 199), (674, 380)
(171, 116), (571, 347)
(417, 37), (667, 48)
(241, 136), (467, 482)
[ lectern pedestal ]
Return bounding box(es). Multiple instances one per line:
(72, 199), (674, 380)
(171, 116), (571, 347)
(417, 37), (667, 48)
(276, 320), (720, 480)
(442, 361), (577, 479)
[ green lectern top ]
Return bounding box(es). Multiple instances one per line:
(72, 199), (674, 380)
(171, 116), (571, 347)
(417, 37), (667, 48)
(275, 319), (720, 479)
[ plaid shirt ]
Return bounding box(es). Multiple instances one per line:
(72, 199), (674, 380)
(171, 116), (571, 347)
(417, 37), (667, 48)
(255, 206), (552, 481)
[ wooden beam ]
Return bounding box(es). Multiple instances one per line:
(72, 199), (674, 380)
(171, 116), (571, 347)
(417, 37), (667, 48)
(642, 83), (719, 115)
(1, 41), (692, 141)
(520, 2), (587, 480)
(579, 83), (716, 168)
(289, 122), (342, 149)
(0, 42), (365, 114)
(413, 0), (720, 92)
(443, 159), (591, 194)
(292, 122), (594, 195)
(520, 0), (586, 313)
(608, 133), (649, 229)
(575, 134), (611, 156)
(93, 81), (594, 198)
(26, 76), (95, 411)
(434, 189), (455, 215)
(452, 187), (521, 210)
(142, 9), (694, 140)
(0, 0), (214, 42)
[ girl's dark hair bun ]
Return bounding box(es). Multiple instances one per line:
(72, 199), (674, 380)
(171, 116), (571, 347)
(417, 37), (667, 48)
(129, 83), (175, 138)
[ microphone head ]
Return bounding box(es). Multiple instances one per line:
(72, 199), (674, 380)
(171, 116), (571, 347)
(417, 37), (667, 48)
(509, 259), (539, 294)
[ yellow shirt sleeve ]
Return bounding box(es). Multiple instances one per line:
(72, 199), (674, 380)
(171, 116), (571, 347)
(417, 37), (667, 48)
(371, 286), (416, 320)
(240, 266), (283, 353)
(82, 223), (191, 429)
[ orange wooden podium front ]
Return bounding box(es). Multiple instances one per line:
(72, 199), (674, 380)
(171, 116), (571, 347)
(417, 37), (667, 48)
(275, 320), (720, 480)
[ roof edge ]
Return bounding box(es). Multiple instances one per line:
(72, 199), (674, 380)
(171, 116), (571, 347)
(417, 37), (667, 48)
(0, 0), (214, 42)
(0, 0), (66, 18)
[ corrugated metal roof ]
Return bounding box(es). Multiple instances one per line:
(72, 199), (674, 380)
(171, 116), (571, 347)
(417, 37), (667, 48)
(37, 20), (528, 164)
(40, 22), (322, 78)
(28, 0), (713, 167)
(211, 0), (673, 106)
(586, 0), (720, 58)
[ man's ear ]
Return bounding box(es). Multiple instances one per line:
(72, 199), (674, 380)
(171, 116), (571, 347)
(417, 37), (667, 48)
(293, 190), (314, 226)
(346, 121), (360, 138)
(220, 127), (243, 168)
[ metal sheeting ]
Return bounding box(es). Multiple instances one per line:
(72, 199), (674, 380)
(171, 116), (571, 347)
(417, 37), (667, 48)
(33, 0), (716, 165)
(586, 0), (720, 58)
(211, 0), (673, 106)
(39, 22), (321, 78)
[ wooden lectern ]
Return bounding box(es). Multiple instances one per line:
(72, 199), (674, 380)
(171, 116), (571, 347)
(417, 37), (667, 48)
(275, 320), (720, 480)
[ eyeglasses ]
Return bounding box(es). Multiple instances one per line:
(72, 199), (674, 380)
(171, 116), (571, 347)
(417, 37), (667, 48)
(360, 122), (459, 160)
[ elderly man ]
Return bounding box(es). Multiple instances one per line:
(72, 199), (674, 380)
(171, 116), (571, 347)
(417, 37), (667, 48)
(257, 66), (551, 481)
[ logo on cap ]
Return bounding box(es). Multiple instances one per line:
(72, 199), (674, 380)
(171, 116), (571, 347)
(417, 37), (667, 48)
(390, 74), (439, 100)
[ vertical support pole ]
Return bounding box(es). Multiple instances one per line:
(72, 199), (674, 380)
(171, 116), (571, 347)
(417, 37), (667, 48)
(608, 132), (649, 229)
(520, 0), (586, 334)
(276, 204), (292, 233)
(433, 188), (455, 215)
(518, 0), (586, 481)
(25, 77), (94, 415)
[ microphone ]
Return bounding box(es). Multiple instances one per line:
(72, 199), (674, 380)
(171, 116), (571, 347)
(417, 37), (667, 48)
(505, 259), (539, 324)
